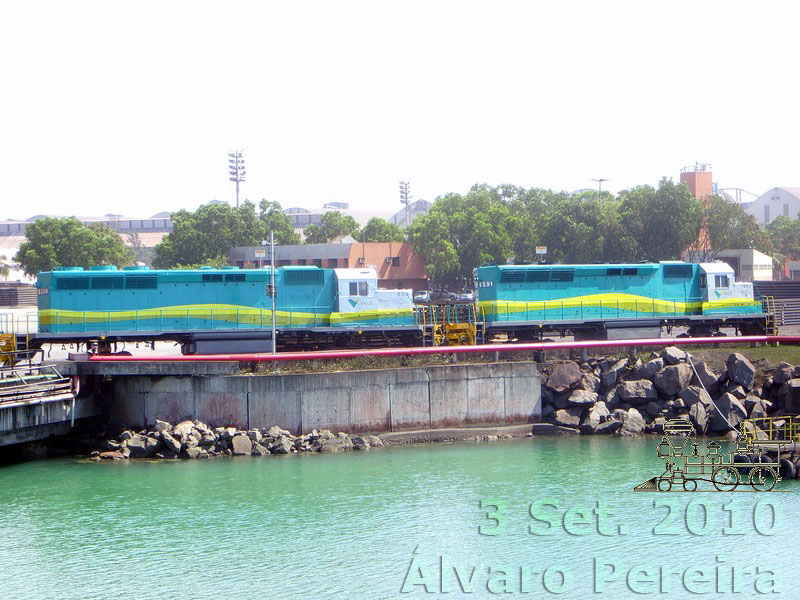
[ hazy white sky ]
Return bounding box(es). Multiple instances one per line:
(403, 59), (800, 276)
(2, 0), (798, 220)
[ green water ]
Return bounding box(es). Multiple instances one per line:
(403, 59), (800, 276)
(0, 437), (796, 599)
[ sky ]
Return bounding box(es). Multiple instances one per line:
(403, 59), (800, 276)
(2, 0), (799, 220)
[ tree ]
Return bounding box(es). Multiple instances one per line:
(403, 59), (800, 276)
(14, 217), (134, 276)
(408, 185), (512, 286)
(304, 211), (360, 244)
(153, 200), (299, 269)
(0, 255), (9, 281)
(358, 217), (405, 242)
(617, 178), (703, 261)
(259, 200), (301, 245)
(687, 194), (773, 261)
(767, 216), (800, 258)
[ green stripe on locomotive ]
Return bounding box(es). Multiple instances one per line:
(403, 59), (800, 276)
(37, 266), (337, 333)
(475, 262), (761, 323)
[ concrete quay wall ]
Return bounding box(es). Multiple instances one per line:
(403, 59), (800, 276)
(107, 362), (541, 434)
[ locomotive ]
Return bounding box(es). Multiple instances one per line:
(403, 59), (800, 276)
(22, 259), (769, 355)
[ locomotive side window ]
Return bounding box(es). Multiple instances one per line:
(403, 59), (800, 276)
(700, 274), (707, 287)
(349, 282), (358, 295)
(714, 275), (730, 288)
(359, 281), (368, 296)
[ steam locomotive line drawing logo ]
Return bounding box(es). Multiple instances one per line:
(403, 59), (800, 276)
(634, 419), (788, 492)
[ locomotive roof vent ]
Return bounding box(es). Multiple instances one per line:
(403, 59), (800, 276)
(89, 265), (118, 271)
(53, 267), (84, 271)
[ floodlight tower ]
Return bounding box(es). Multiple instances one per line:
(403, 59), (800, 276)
(399, 180), (412, 228)
(228, 150), (246, 208)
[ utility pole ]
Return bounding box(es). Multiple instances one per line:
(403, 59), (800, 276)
(591, 178), (608, 203)
(228, 150), (246, 208)
(399, 180), (412, 228)
(270, 230), (276, 355)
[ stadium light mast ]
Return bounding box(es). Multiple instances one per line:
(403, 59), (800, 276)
(591, 178), (608, 203)
(399, 180), (412, 228)
(228, 150), (246, 208)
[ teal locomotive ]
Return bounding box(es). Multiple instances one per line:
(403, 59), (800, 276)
(35, 265), (417, 352)
(474, 261), (766, 340)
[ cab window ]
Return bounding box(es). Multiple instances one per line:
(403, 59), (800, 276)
(714, 275), (730, 288)
(359, 281), (368, 296)
(349, 282), (358, 295)
(700, 274), (707, 287)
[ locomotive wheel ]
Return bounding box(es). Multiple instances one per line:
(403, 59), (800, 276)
(657, 478), (672, 492)
(712, 466), (740, 491)
(682, 479), (697, 492)
(749, 466), (778, 492)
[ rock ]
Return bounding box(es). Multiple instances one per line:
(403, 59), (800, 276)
(577, 372), (600, 393)
(99, 450), (126, 460)
(126, 434), (160, 457)
(551, 407), (584, 428)
(161, 432), (182, 454)
(102, 439), (121, 451)
(269, 436), (293, 455)
(688, 402), (708, 434)
(366, 435), (383, 447)
(268, 425), (291, 438)
(184, 446), (205, 459)
(154, 451), (177, 459)
(542, 404), (555, 419)
(153, 420), (172, 434)
(546, 362), (582, 392)
(318, 429), (335, 440)
(778, 379), (800, 413)
(617, 380), (658, 405)
(709, 393), (748, 431)
(690, 361), (718, 391)
(119, 430), (133, 441)
(199, 434), (216, 447)
(579, 403), (610, 434)
(654, 364), (693, 397)
(231, 435), (253, 456)
(567, 389), (598, 407)
(216, 427), (237, 441)
(773, 362), (795, 386)
(651, 417), (667, 434)
(617, 408), (646, 436)
(662, 346), (688, 365)
(193, 420), (212, 435)
(351, 436), (370, 450)
(318, 436), (354, 452)
(251, 442), (269, 456)
(173, 420), (195, 438)
(726, 353), (756, 389)
(246, 430), (263, 443)
(184, 432), (200, 448)
(749, 399), (771, 419)
(644, 401), (661, 418)
(725, 384), (747, 400)
(601, 358), (628, 390)
(633, 358), (665, 381)
(530, 423), (580, 436)
(541, 386), (554, 406)
(679, 386), (712, 408)
(553, 391), (571, 410)
(595, 420), (622, 435)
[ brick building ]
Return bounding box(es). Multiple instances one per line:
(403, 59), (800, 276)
(229, 241), (428, 292)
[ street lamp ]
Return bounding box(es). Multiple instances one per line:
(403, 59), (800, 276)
(228, 150), (246, 208)
(399, 180), (412, 228)
(591, 178), (608, 203)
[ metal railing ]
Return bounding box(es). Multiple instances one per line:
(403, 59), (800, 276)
(0, 364), (72, 404)
(744, 416), (800, 443)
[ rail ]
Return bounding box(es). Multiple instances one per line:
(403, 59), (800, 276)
(86, 334), (800, 362)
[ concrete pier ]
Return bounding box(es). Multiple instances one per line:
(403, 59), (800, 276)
(103, 361), (541, 434)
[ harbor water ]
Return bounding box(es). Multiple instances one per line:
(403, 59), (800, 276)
(1, 436), (797, 599)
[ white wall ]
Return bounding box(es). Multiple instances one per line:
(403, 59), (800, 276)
(743, 187), (800, 225)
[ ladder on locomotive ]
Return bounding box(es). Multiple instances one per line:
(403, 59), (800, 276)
(761, 295), (779, 335)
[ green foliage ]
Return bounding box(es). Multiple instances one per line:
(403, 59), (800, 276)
(617, 178), (703, 261)
(686, 194), (772, 261)
(304, 211), (360, 244)
(152, 200), (299, 269)
(408, 185), (512, 286)
(14, 217), (134, 276)
(357, 217), (405, 242)
(767, 216), (800, 258)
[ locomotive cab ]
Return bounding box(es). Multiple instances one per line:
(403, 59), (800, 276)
(697, 262), (756, 315)
(333, 268), (414, 316)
